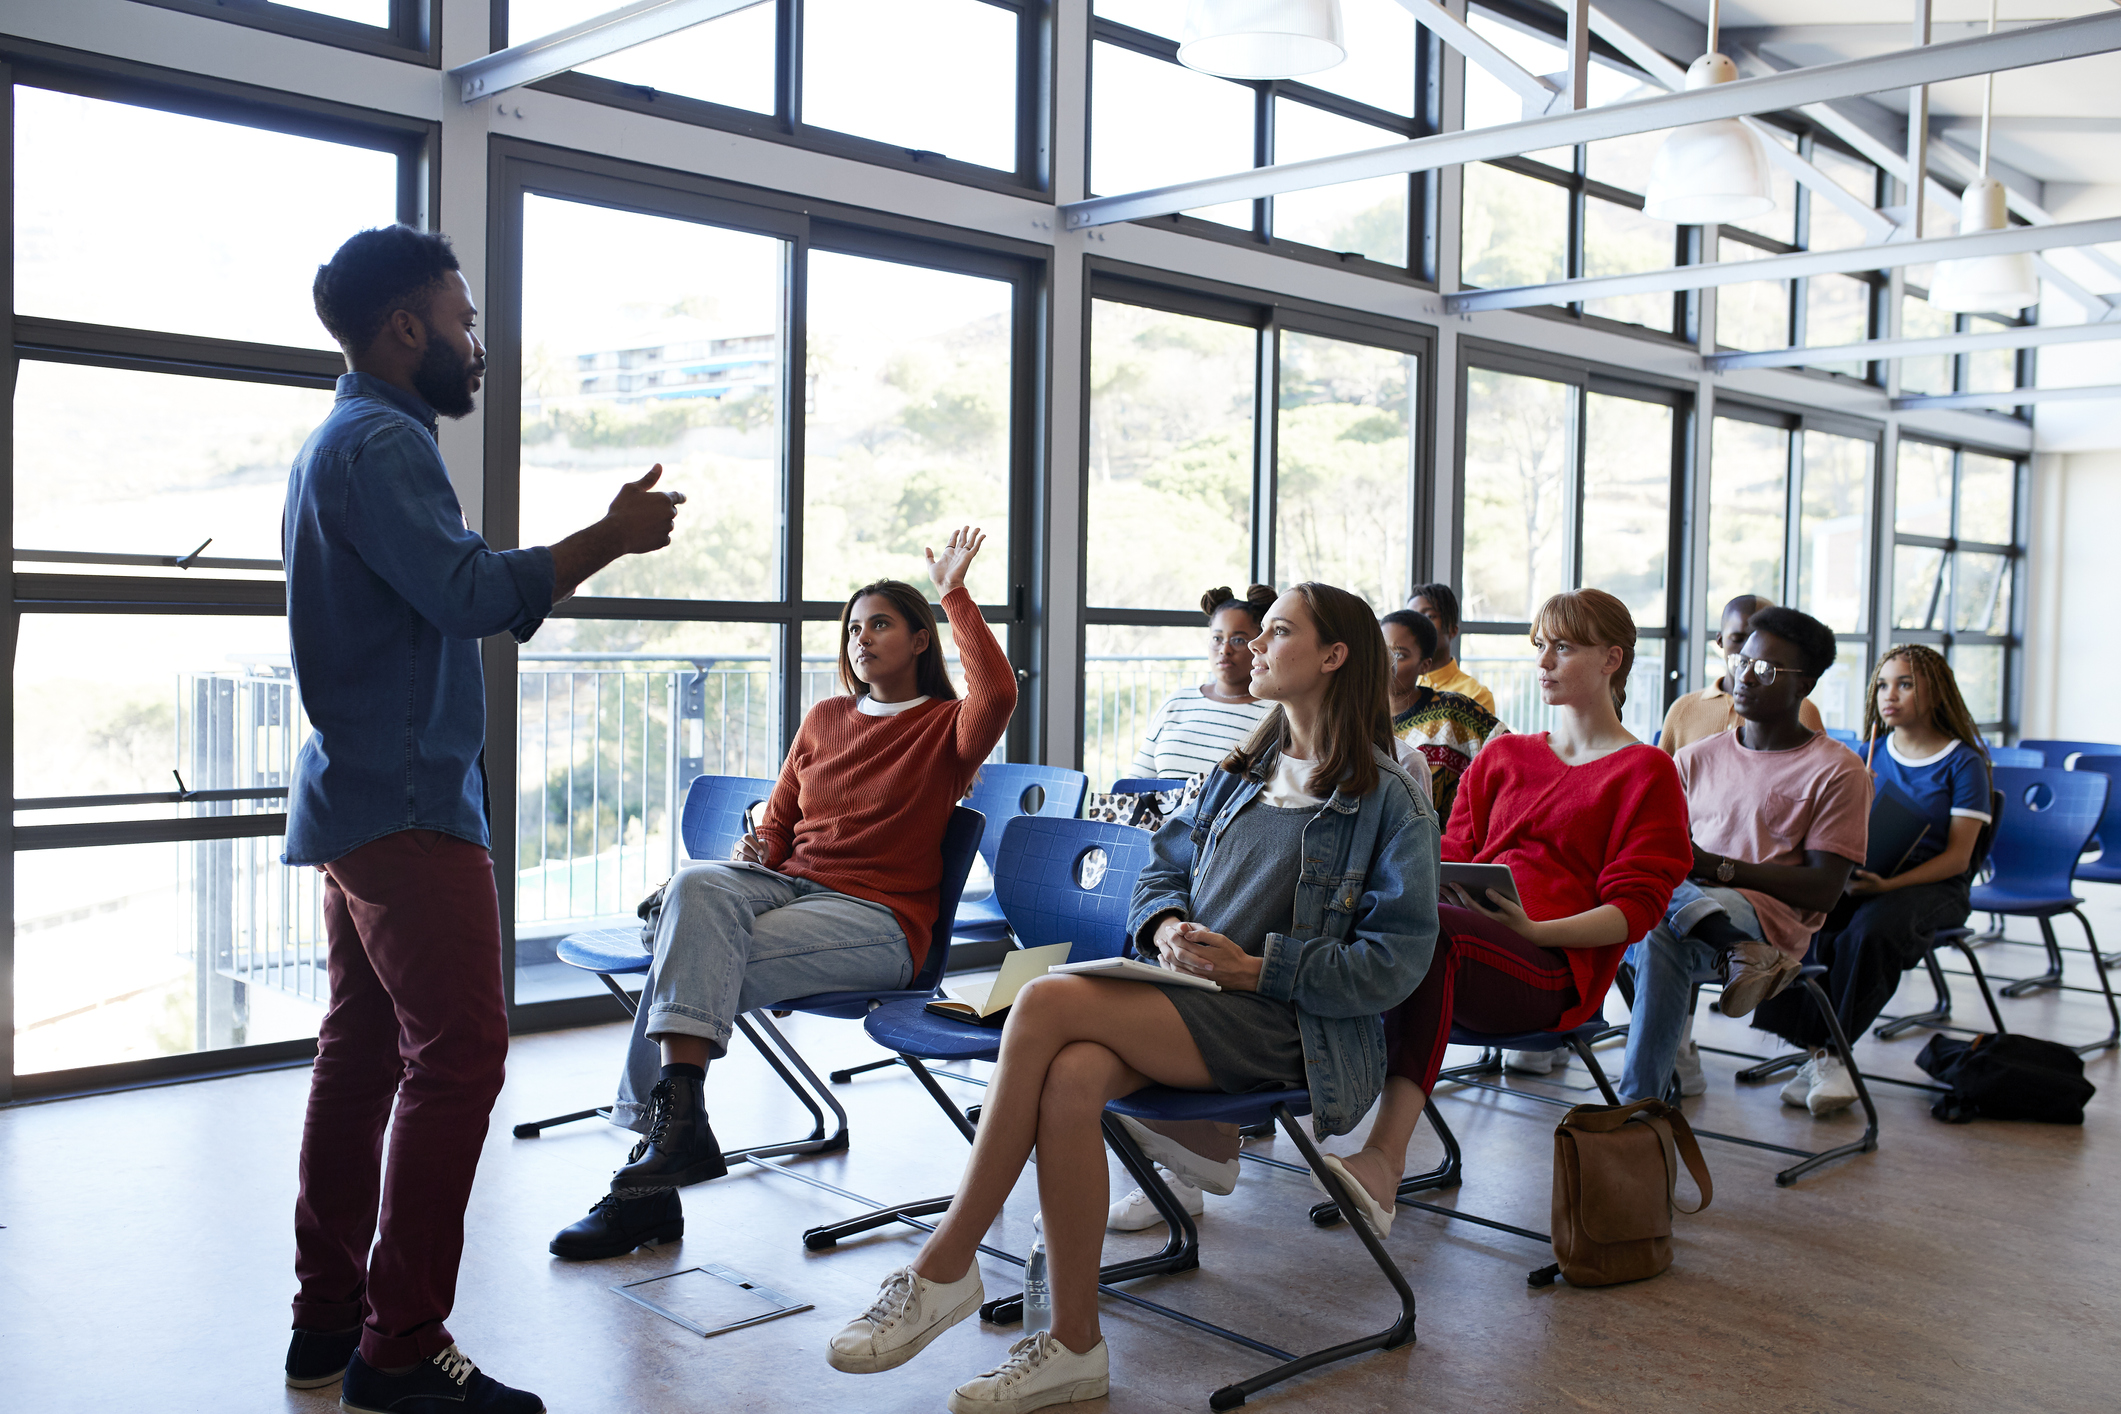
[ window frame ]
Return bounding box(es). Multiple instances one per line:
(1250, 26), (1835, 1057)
(130, 0), (438, 67)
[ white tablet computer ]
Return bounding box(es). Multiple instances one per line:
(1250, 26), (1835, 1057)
(1439, 861), (1523, 911)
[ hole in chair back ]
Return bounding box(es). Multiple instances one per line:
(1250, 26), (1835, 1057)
(1074, 845), (1108, 890)
(1019, 783), (1046, 816)
(2024, 782), (2055, 813)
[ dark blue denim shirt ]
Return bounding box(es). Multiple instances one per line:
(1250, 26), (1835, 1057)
(282, 373), (554, 866)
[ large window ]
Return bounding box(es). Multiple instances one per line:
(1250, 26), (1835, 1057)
(494, 155), (1036, 1000)
(1458, 358), (1680, 737)
(7, 76), (427, 1092)
(1891, 439), (2023, 732)
(1083, 280), (1428, 784)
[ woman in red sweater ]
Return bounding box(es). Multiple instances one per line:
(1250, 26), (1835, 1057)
(1317, 588), (1691, 1236)
(550, 527), (1015, 1260)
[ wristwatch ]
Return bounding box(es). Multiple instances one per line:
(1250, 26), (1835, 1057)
(1715, 856), (1737, 884)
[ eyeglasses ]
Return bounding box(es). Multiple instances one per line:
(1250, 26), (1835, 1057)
(1725, 653), (1814, 687)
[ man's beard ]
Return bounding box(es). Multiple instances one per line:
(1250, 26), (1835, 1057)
(410, 334), (478, 419)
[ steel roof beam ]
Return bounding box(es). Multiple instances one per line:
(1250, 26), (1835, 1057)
(1060, 11), (2121, 229)
(1706, 320), (2121, 373)
(1892, 384), (2121, 412)
(451, 0), (767, 105)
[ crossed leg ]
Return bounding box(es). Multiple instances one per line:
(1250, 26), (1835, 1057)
(909, 975), (1215, 1356)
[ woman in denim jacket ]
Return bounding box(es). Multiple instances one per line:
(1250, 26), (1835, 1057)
(825, 583), (1440, 1414)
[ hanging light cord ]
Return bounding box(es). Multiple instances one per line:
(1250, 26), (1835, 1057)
(1707, 0), (1721, 55)
(1979, 0), (1996, 176)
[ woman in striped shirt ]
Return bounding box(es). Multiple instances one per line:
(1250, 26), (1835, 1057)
(1123, 584), (1276, 782)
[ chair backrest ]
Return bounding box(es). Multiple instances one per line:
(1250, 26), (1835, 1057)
(1985, 766), (2109, 896)
(2018, 739), (2121, 769)
(2067, 756), (2121, 858)
(679, 774), (782, 861)
(964, 763), (1090, 866)
(910, 804), (988, 992)
(1987, 746), (2043, 769)
(992, 815), (1158, 962)
(1109, 777), (1191, 795)
(1825, 728), (1863, 751)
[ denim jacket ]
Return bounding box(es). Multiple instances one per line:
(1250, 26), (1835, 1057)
(282, 374), (554, 866)
(1127, 742), (1442, 1138)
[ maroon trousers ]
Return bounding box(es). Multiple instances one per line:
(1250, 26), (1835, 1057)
(1384, 903), (1580, 1091)
(291, 829), (510, 1367)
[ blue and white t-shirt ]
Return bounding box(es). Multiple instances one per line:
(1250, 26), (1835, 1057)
(1872, 737), (1993, 868)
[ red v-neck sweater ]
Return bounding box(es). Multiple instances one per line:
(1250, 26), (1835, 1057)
(1441, 734), (1692, 1030)
(756, 586), (1015, 976)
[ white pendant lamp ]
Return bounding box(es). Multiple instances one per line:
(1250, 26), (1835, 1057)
(1178, 0), (1345, 81)
(1641, 0), (1773, 225)
(1928, 1), (2039, 314)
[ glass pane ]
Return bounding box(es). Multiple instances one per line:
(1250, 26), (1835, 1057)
(1582, 199), (1675, 331)
(1707, 417), (1789, 628)
(803, 252), (1014, 605)
(1092, 42), (1255, 228)
(1086, 301), (1255, 610)
(1807, 646), (1866, 734)
(1274, 332), (1416, 606)
(1296, 0), (1419, 114)
(1096, 0), (1182, 32)
(1583, 66), (1665, 195)
(1806, 146), (1879, 251)
(15, 87), (397, 348)
(1960, 453), (2016, 544)
(1805, 274), (1872, 374)
(286, 0), (389, 20)
(1954, 551), (2012, 635)
(1456, 630), (1660, 740)
(1893, 545), (1948, 630)
(1894, 438), (1954, 537)
(1951, 644), (2005, 724)
(515, 619), (781, 1000)
(804, 0), (1018, 170)
(1798, 431), (1873, 633)
(14, 362), (332, 563)
(1271, 100), (1408, 266)
(509, 0), (776, 114)
(1462, 163), (1568, 292)
(1083, 624), (1221, 792)
(1967, 318), (2018, 394)
(1726, 123), (1800, 245)
(518, 196), (786, 601)
(1462, 369), (1571, 623)
(1716, 241), (1791, 352)
(1462, 15), (1570, 167)
(1581, 392), (1673, 623)
(1899, 294), (1956, 395)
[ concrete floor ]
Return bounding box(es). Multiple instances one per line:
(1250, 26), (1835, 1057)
(4, 901), (2119, 1414)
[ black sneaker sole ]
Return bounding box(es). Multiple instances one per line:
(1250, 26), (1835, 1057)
(286, 1367), (349, 1390)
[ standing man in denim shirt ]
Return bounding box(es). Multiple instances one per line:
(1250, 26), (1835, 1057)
(281, 226), (681, 1413)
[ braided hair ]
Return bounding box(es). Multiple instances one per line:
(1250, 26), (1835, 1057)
(1863, 643), (1988, 763)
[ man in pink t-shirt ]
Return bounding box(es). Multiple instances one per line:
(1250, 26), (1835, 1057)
(1617, 608), (1870, 1108)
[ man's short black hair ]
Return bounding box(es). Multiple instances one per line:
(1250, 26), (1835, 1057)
(1380, 608), (1439, 661)
(1747, 606), (1837, 679)
(1408, 582), (1461, 634)
(313, 225), (461, 354)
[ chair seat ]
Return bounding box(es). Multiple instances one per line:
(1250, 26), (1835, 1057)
(2074, 860), (2121, 885)
(1968, 884), (2085, 917)
(1107, 1085), (1312, 1125)
(951, 893), (1013, 944)
(555, 926), (652, 975)
(780, 988), (932, 1021)
(1449, 1019), (1605, 1052)
(863, 997), (1005, 1062)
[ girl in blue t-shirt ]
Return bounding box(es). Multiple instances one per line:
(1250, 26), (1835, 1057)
(1753, 645), (1992, 1112)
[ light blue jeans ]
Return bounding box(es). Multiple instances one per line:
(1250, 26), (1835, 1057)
(610, 862), (913, 1133)
(1616, 881), (1762, 1103)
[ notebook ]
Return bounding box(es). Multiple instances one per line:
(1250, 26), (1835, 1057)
(923, 943), (1072, 1027)
(1866, 782), (1933, 878)
(1046, 956), (1222, 991)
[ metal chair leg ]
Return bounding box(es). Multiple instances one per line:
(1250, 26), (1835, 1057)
(720, 1011), (853, 1165)
(1770, 976), (1880, 1187)
(2071, 909), (2121, 1054)
(1308, 1099), (1463, 1228)
(800, 1054), (974, 1250)
(512, 972), (642, 1138)
(2001, 918), (2068, 997)
(1875, 947), (1956, 1040)
(1943, 935), (2008, 1034)
(829, 1056), (903, 1084)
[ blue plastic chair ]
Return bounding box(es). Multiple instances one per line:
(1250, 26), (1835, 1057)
(1964, 767), (2116, 1053)
(513, 774), (986, 1162)
(1108, 776), (1191, 795)
(2069, 757), (2121, 893)
(1826, 727), (1864, 751)
(950, 763), (1090, 945)
(2018, 739), (2121, 768)
(1988, 746), (2043, 768)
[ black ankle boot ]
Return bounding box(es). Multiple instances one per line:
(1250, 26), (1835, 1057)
(610, 1074), (727, 1193)
(548, 1189), (685, 1260)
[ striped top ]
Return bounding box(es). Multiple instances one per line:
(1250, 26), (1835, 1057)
(1127, 686), (1272, 781)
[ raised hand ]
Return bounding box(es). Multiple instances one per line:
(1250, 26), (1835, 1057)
(924, 525), (986, 595)
(605, 464), (685, 555)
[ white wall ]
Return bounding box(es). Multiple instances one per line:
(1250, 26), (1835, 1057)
(2022, 448), (2121, 740)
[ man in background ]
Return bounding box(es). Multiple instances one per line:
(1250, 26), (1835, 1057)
(282, 226), (681, 1412)
(1407, 582), (1497, 715)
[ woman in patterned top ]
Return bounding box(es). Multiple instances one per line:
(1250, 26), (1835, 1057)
(1382, 608), (1507, 827)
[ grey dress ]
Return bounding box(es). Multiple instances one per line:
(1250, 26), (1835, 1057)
(1159, 799), (1311, 1093)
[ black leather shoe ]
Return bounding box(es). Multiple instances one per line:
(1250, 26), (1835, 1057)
(548, 1189), (684, 1260)
(610, 1075), (727, 1193)
(340, 1346), (543, 1413)
(284, 1325), (360, 1388)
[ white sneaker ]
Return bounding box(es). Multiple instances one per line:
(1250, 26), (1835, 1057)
(826, 1264), (983, 1374)
(946, 1331), (1109, 1414)
(1779, 1057), (1819, 1108)
(1114, 1114), (1239, 1195)
(1806, 1054), (1859, 1116)
(1673, 1040), (1707, 1097)
(1503, 1048), (1564, 1075)
(1107, 1167), (1204, 1231)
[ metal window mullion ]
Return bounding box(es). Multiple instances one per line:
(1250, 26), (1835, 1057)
(1783, 421), (1804, 610)
(1255, 322), (1279, 588)
(1568, 384), (1588, 589)
(778, 0), (802, 133)
(780, 230), (809, 760)
(1254, 82), (1273, 242)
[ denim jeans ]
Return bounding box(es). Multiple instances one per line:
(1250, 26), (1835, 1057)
(610, 862), (914, 1132)
(1616, 881), (1761, 1103)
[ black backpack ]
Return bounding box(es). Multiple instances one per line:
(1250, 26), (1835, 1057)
(1915, 1033), (2097, 1124)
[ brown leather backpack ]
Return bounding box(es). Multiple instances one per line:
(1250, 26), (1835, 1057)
(1529, 1098), (1712, 1288)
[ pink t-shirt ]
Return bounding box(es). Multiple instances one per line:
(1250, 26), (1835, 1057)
(1675, 730), (1872, 959)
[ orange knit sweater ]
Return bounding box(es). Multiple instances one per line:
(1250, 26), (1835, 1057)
(756, 586), (1016, 974)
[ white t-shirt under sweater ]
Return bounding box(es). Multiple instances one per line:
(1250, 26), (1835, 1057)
(856, 693), (931, 717)
(1127, 686), (1272, 781)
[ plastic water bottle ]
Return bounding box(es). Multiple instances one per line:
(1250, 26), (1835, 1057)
(1022, 1228), (1052, 1334)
